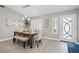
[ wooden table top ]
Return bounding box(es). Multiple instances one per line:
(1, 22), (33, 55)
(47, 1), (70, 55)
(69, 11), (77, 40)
(14, 31), (38, 35)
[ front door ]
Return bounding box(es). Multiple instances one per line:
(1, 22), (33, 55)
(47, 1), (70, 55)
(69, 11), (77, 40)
(59, 13), (77, 42)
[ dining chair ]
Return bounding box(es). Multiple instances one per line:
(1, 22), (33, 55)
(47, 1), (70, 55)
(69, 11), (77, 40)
(33, 30), (42, 48)
(13, 35), (29, 48)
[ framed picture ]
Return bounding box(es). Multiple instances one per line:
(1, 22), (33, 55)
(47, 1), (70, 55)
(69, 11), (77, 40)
(44, 18), (49, 28)
(6, 17), (19, 27)
(6, 17), (13, 26)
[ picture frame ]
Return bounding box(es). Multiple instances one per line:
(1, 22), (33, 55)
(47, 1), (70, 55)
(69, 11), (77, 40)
(6, 17), (19, 27)
(44, 18), (49, 28)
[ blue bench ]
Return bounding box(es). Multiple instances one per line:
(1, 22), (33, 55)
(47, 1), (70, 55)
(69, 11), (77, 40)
(67, 42), (79, 53)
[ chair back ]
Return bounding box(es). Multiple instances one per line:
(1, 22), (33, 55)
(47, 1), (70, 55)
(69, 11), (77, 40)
(34, 30), (42, 40)
(38, 30), (42, 40)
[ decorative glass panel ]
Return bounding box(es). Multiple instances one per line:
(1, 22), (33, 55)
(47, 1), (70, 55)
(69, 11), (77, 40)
(63, 17), (72, 40)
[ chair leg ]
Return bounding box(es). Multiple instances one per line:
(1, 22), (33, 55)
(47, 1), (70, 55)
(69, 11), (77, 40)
(39, 39), (42, 45)
(23, 41), (26, 48)
(28, 39), (30, 46)
(37, 41), (39, 48)
(40, 40), (42, 45)
(33, 40), (36, 48)
(17, 40), (20, 43)
(13, 38), (16, 43)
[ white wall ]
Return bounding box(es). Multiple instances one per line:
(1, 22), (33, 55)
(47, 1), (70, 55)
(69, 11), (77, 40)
(31, 9), (78, 41)
(31, 16), (59, 39)
(0, 7), (23, 40)
(0, 6), (79, 42)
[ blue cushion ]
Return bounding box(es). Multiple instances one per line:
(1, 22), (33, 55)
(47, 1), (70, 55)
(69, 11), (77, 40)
(67, 43), (79, 53)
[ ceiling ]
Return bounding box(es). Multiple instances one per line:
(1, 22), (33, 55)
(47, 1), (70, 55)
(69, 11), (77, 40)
(5, 5), (79, 17)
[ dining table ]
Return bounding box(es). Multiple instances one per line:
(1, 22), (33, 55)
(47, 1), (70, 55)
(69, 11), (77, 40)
(13, 31), (38, 48)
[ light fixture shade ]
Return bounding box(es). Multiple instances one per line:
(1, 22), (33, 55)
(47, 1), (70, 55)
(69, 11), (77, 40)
(22, 17), (25, 20)
(25, 16), (28, 18)
(28, 18), (30, 21)
(22, 16), (31, 22)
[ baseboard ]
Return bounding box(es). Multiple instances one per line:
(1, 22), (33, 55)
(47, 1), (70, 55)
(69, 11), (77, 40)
(42, 37), (60, 41)
(60, 40), (75, 43)
(0, 37), (13, 41)
(0, 36), (60, 42)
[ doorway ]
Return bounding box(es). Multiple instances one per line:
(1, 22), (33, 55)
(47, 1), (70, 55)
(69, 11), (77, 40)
(59, 13), (77, 42)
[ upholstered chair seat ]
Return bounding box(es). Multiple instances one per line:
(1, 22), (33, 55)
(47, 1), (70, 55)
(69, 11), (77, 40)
(13, 36), (29, 41)
(13, 36), (29, 48)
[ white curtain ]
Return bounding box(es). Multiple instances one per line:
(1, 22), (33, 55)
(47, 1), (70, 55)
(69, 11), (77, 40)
(31, 19), (43, 30)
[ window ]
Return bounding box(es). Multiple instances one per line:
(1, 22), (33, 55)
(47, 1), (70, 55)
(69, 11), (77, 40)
(52, 17), (58, 34)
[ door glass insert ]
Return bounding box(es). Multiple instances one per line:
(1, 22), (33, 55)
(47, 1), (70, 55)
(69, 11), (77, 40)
(63, 17), (72, 40)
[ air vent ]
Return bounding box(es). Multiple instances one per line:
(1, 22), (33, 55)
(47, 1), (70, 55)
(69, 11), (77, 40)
(23, 5), (30, 8)
(0, 5), (5, 8)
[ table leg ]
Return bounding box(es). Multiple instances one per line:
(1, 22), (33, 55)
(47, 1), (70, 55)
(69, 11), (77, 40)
(23, 41), (26, 48)
(13, 32), (16, 43)
(30, 36), (33, 48)
(28, 39), (30, 46)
